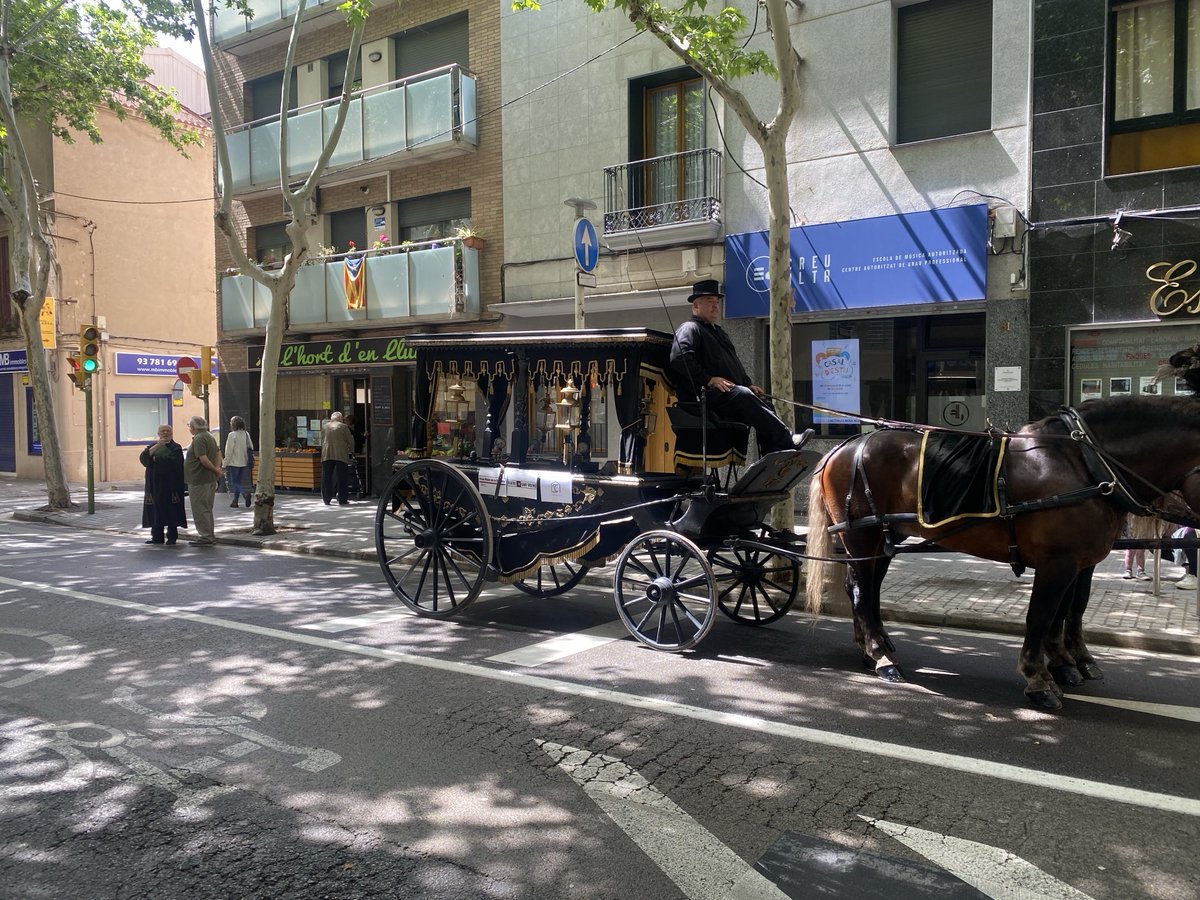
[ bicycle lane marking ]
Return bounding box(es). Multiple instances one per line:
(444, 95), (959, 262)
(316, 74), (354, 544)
(1, 573), (1197, 818)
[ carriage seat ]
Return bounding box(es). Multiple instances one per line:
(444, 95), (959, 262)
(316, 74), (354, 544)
(668, 398), (750, 474)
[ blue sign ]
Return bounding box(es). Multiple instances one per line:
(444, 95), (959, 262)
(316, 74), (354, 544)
(724, 204), (988, 318)
(115, 351), (219, 377)
(574, 217), (599, 273)
(0, 349), (28, 373)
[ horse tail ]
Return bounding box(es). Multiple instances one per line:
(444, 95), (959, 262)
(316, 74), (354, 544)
(805, 469), (833, 618)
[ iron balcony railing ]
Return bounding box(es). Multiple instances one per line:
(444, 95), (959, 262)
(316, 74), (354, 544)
(603, 148), (722, 235)
(222, 64), (476, 195)
(220, 239), (481, 332)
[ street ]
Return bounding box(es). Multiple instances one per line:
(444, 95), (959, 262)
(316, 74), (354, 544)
(1, 518), (1198, 899)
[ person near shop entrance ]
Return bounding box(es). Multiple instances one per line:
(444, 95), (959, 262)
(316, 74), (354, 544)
(184, 415), (224, 546)
(139, 424), (187, 546)
(669, 279), (801, 454)
(321, 411), (355, 506)
(223, 416), (254, 509)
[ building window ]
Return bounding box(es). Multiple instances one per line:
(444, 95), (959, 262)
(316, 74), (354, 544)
(327, 51), (362, 99)
(329, 208), (368, 254)
(247, 70), (298, 122)
(394, 13), (468, 80)
(895, 0), (993, 144)
(397, 189), (471, 242)
(116, 395), (170, 445)
(1108, 0), (1200, 174)
(253, 221), (289, 267)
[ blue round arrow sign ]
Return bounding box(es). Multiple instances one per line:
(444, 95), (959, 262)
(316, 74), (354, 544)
(574, 218), (599, 273)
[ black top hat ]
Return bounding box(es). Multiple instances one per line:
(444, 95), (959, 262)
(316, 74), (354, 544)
(687, 279), (723, 303)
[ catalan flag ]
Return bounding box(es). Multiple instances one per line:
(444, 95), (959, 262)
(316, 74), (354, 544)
(344, 253), (366, 310)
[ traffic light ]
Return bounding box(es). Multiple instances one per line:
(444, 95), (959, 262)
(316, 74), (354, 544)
(66, 355), (85, 389)
(200, 345), (214, 385)
(79, 324), (101, 374)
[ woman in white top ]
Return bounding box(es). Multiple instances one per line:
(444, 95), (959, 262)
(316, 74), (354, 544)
(223, 416), (255, 508)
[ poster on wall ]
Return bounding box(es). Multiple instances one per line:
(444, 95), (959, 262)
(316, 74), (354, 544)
(1080, 378), (1103, 401)
(1139, 376), (1159, 395)
(811, 339), (860, 425)
(1109, 377), (1132, 397)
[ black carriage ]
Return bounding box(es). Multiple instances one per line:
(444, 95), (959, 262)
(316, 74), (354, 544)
(374, 328), (811, 651)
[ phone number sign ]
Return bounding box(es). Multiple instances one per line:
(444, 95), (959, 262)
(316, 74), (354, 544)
(115, 352), (219, 377)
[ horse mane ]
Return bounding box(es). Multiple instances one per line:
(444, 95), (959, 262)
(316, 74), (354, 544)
(1075, 394), (1200, 437)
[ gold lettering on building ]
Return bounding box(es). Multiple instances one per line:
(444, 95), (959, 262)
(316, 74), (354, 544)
(1147, 260), (1200, 316)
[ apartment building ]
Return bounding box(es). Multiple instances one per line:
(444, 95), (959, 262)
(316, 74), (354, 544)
(0, 76), (215, 483)
(499, 0), (1032, 454)
(210, 0), (501, 493)
(1029, 0), (1200, 417)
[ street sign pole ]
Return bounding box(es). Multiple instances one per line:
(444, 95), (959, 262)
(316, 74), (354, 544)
(565, 198), (598, 330)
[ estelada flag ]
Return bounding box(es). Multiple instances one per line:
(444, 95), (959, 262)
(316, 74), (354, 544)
(344, 254), (366, 310)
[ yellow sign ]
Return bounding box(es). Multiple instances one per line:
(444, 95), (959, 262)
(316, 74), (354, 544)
(39, 299), (56, 349)
(1147, 260), (1200, 316)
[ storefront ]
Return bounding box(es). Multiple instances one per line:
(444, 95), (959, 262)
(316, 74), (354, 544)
(725, 204), (1011, 436)
(237, 336), (417, 495)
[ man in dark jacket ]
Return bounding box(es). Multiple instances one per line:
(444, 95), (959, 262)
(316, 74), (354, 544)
(670, 279), (797, 454)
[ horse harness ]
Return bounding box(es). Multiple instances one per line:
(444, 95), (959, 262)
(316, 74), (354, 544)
(822, 407), (1195, 575)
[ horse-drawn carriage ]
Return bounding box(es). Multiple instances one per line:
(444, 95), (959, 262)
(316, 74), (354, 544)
(373, 327), (812, 651)
(374, 328), (1200, 710)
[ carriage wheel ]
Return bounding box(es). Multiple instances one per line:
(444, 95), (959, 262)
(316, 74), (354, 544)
(613, 530), (716, 651)
(375, 459), (492, 618)
(512, 559), (589, 598)
(708, 532), (801, 626)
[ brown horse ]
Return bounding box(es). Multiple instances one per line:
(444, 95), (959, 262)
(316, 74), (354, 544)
(804, 360), (1200, 710)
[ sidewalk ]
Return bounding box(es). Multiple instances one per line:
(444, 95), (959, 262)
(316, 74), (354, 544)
(4, 477), (1198, 656)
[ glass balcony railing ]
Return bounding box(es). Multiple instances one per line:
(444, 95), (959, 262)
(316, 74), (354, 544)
(223, 65), (477, 194)
(220, 240), (481, 332)
(602, 148), (722, 247)
(212, 0), (335, 45)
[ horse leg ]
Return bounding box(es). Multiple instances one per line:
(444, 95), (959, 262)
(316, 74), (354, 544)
(1045, 571), (1085, 688)
(1063, 565), (1103, 680)
(847, 554), (903, 683)
(1020, 567), (1078, 710)
(866, 556), (902, 682)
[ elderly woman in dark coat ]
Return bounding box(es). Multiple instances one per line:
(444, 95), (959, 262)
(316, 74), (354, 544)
(140, 424), (187, 545)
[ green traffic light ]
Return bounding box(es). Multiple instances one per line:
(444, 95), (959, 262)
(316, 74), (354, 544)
(81, 358), (99, 373)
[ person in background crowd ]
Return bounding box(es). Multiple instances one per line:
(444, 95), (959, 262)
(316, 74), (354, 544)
(184, 415), (224, 546)
(140, 424), (187, 546)
(223, 416), (254, 509)
(1173, 526), (1198, 590)
(321, 411), (355, 506)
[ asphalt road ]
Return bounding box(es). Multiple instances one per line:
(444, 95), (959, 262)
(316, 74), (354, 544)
(1, 520), (1197, 899)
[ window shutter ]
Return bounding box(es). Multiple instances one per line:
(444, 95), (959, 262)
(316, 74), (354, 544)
(397, 189), (471, 228)
(897, 0), (993, 144)
(396, 14), (468, 80)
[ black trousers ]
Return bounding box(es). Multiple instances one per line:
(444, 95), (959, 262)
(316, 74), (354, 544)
(705, 386), (793, 453)
(321, 459), (350, 504)
(150, 524), (178, 544)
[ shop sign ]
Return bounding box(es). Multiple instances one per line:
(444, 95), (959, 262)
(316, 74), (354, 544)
(0, 349), (28, 373)
(115, 352), (220, 377)
(1146, 260), (1200, 316)
(248, 337), (416, 370)
(39, 300), (56, 350)
(724, 204), (988, 318)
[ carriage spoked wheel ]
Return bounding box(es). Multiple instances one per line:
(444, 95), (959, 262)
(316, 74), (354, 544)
(375, 459), (492, 618)
(512, 559), (589, 598)
(708, 530), (801, 626)
(613, 530), (716, 651)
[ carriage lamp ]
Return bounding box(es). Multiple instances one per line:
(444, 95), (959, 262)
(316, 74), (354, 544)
(555, 382), (581, 465)
(537, 394), (556, 449)
(445, 379), (468, 425)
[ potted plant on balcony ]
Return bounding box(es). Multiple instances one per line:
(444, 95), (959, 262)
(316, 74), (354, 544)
(455, 225), (485, 250)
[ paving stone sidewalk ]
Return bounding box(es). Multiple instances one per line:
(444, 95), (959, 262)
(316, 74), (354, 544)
(4, 477), (1197, 656)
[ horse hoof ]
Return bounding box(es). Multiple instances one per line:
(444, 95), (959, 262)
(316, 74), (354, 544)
(1026, 689), (1063, 711)
(1048, 664), (1084, 687)
(876, 664), (905, 683)
(1077, 661), (1104, 681)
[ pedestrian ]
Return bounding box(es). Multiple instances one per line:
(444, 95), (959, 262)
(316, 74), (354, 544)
(139, 424), (187, 546)
(1121, 514), (1154, 581)
(669, 279), (804, 454)
(1172, 526), (1198, 590)
(321, 411), (354, 506)
(184, 415), (224, 546)
(223, 416), (254, 509)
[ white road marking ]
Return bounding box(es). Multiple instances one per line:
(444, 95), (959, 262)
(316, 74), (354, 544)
(2, 573), (1198, 818)
(861, 816), (1095, 900)
(301, 607), (416, 632)
(486, 620), (629, 666)
(542, 740), (787, 900)
(0, 629), (82, 688)
(1065, 693), (1200, 723)
(0, 550), (90, 564)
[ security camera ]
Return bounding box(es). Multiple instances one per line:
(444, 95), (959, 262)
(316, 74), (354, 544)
(359, 185), (370, 194)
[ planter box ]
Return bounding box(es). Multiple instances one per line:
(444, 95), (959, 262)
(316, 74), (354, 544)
(252, 452), (321, 490)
